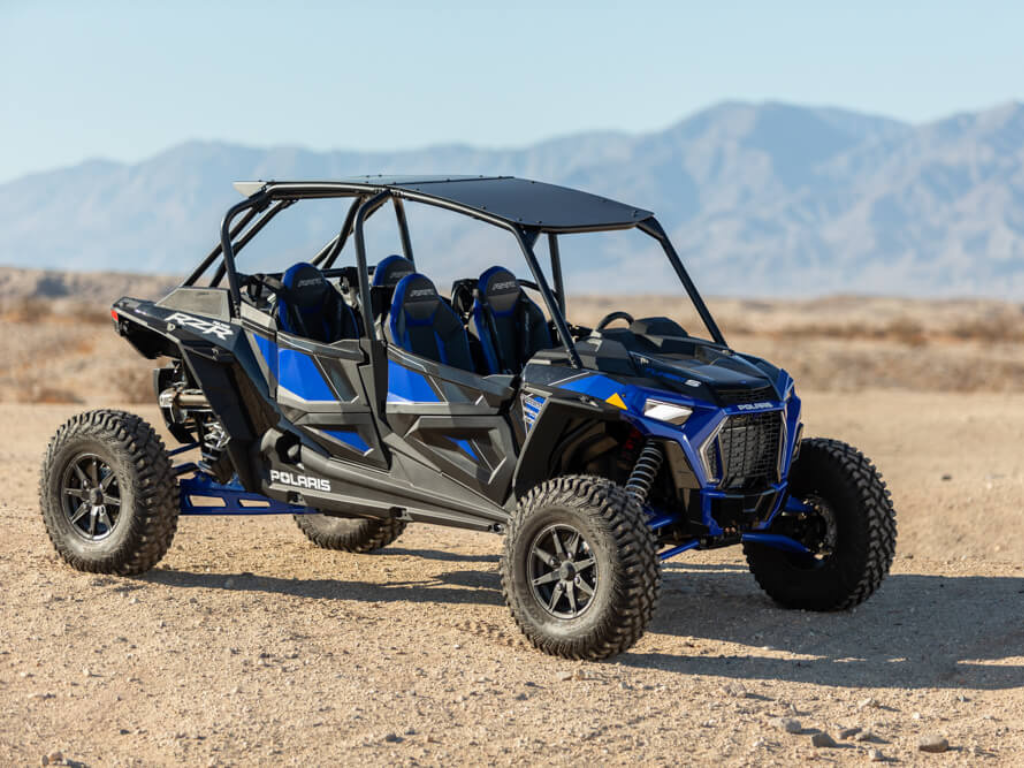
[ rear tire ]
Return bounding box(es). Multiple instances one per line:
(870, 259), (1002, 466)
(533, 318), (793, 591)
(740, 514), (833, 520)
(39, 410), (179, 575)
(294, 514), (406, 553)
(744, 438), (896, 610)
(501, 475), (660, 660)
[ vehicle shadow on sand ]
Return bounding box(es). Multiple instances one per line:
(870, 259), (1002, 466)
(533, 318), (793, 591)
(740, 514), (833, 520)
(625, 564), (1024, 691)
(142, 562), (1024, 691)
(377, 547), (501, 564)
(142, 564), (507, 607)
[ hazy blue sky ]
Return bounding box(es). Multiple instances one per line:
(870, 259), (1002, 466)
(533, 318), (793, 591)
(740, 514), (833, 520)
(2, 0), (1022, 184)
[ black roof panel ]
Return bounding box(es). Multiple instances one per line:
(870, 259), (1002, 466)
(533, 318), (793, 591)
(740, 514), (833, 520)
(249, 176), (653, 232)
(394, 177), (652, 231)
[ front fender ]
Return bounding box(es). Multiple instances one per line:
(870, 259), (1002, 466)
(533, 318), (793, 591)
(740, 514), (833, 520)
(511, 396), (626, 499)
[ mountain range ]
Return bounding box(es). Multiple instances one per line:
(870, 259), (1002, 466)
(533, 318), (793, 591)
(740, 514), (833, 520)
(2, 100), (1023, 297)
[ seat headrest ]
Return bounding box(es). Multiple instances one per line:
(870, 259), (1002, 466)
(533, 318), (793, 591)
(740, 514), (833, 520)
(392, 273), (442, 324)
(478, 266), (522, 315)
(373, 254), (415, 288)
(282, 262), (331, 308)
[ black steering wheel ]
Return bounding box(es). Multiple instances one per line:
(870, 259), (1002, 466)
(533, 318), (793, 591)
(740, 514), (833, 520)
(596, 311), (635, 331)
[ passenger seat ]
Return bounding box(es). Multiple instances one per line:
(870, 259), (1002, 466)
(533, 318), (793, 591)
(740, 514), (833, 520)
(370, 254), (416, 335)
(274, 262), (360, 343)
(388, 273), (474, 371)
(471, 266), (552, 374)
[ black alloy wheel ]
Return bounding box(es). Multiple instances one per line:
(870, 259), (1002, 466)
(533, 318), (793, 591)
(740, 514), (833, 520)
(527, 523), (599, 619)
(61, 453), (122, 541)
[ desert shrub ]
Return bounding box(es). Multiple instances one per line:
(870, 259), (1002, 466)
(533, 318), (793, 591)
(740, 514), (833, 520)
(779, 322), (860, 340)
(24, 385), (83, 404)
(65, 301), (111, 326)
(949, 316), (1024, 343)
(775, 317), (928, 346)
(1, 297), (53, 323)
(884, 317), (927, 346)
(718, 320), (757, 336)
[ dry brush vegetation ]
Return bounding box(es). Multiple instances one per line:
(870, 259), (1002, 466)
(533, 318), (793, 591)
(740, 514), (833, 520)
(3, 294), (1024, 405)
(0, 298), (158, 404)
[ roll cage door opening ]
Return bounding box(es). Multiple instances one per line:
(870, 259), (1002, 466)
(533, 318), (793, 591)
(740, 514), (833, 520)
(349, 192), (585, 369)
(181, 184), (727, 354)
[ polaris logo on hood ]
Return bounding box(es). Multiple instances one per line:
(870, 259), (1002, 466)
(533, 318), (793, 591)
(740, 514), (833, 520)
(736, 402), (775, 411)
(270, 469), (331, 492)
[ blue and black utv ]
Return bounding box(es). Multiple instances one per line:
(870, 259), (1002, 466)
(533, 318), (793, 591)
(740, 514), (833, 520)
(40, 176), (896, 659)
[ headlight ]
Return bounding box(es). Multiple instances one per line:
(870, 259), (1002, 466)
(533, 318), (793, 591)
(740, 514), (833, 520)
(643, 398), (692, 425)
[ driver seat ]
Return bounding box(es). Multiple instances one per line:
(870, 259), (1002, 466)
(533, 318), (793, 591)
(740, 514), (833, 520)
(388, 273), (474, 371)
(274, 262), (360, 343)
(471, 266), (552, 374)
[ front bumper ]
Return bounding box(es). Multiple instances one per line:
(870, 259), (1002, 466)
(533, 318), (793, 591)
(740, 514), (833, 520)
(688, 482), (787, 537)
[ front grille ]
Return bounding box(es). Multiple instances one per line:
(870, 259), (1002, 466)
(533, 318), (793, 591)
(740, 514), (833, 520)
(708, 411), (782, 489)
(705, 442), (721, 482)
(716, 386), (776, 406)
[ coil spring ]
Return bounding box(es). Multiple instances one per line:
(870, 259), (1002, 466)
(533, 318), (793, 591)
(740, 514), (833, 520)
(624, 441), (664, 505)
(200, 419), (229, 463)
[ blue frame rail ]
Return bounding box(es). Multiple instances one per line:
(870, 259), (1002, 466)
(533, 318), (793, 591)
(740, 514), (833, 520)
(651, 495), (813, 561)
(179, 472), (315, 516)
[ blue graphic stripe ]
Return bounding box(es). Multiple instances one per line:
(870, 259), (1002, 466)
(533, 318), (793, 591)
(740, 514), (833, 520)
(472, 303), (500, 374)
(557, 374), (622, 401)
(253, 335), (278, 379)
(322, 429), (371, 454)
(523, 394), (545, 431)
(386, 359), (439, 403)
(278, 348), (335, 401)
(446, 436), (478, 460)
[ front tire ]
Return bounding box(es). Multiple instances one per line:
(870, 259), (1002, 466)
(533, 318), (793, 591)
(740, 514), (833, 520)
(294, 514), (406, 553)
(39, 410), (179, 575)
(744, 438), (896, 611)
(501, 475), (660, 660)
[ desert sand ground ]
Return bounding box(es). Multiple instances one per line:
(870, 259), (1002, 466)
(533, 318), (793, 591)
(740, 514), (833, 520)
(1, 292), (1024, 766)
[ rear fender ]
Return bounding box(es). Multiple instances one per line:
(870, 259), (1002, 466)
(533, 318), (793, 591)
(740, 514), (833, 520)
(113, 295), (236, 360)
(113, 296), (276, 491)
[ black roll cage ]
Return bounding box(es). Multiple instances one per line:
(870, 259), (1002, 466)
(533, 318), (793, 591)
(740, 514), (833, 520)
(181, 181), (727, 369)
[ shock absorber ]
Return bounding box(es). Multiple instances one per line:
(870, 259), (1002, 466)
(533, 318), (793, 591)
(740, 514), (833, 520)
(624, 440), (664, 506)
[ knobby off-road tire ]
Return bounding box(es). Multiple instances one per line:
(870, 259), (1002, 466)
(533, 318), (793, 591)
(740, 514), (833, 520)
(293, 514), (406, 553)
(39, 410), (179, 575)
(744, 438), (896, 611)
(501, 475), (661, 660)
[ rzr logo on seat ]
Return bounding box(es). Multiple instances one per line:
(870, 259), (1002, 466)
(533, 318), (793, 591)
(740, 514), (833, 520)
(491, 280), (518, 292)
(166, 312), (234, 341)
(270, 469), (331, 492)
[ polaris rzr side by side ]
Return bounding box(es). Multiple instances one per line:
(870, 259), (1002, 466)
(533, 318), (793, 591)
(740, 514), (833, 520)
(39, 176), (897, 660)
